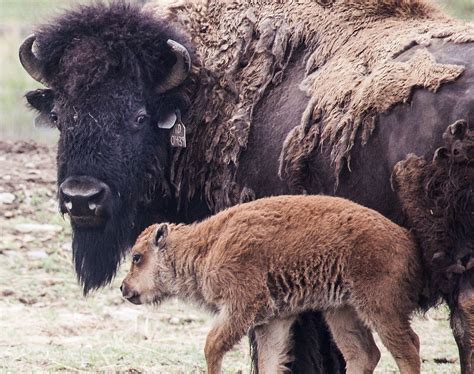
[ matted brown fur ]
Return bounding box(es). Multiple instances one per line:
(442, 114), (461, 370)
(143, 0), (473, 209)
(122, 195), (423, 374)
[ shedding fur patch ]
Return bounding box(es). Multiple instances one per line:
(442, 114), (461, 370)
(145, 0), (473, 210)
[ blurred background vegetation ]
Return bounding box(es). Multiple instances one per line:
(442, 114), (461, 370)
(1, 0), (473, 143)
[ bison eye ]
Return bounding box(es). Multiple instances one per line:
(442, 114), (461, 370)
(49, 111), (58, 124)
(135, 114), (149, 125)
(132, 253), (142, 264)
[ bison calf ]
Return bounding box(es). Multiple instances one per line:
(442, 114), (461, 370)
(122, 195), (422, 374)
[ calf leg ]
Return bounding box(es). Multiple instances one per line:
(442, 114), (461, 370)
(204, 306), (253, 374)
(371, 313), (420, 374)
(324, 306), (380, 374)
(254, 316), (296, 374)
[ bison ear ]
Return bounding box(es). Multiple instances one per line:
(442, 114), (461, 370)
(433, 147), (449, 163)
(157, 110), (178, 130)
(154, 223), (169, 251)
(25, 89), (55, 128)
(449, 120), (468, 140)
(26, 89), (54, 112)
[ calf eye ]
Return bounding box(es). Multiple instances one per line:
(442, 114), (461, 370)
(132, 253), (142, 264)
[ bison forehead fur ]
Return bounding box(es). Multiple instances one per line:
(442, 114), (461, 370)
(33, 2), (192, 96)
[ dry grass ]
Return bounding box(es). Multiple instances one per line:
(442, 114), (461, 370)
(0, 143), (249, 373)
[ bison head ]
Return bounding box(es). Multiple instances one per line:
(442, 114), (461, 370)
(20, 3), (193, 293)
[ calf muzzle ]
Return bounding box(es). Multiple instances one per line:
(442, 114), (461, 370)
(121, 282), (142, 305)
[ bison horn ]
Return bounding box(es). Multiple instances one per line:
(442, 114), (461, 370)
(19, 35), (47, 86)
(155, 39), (191, 94)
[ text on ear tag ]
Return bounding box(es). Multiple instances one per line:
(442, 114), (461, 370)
(170, 120), (186, 148)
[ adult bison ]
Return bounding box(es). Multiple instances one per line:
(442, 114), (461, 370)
(20, 0), (473, 372)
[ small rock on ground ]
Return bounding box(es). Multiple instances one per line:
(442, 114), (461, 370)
(14, 223), (63, 233)
(0, 192), (15, 204)
(26, 250), (49, 259)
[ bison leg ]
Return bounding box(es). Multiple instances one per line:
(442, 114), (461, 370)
(324, 306), (380, 374)
(287, 311), (345, 373)
(450, 276), (474, 374)
(254, 316), (296, 374)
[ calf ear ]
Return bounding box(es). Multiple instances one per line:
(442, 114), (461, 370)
(154, 223), (169, 250)
(25, 89), (55, 128)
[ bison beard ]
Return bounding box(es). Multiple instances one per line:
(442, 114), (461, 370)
(71, 201), (135, 295)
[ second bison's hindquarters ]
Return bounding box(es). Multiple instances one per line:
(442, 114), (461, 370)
(122, 195), (423, 374)
(393, 121), (474, 374)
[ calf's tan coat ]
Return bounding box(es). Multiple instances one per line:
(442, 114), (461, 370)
(122, 195), (423, 374)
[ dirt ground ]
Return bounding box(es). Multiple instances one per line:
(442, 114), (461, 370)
(0, 141), (460, 373)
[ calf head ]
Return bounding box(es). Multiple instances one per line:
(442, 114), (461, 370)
(122, 223), (173, 305)
(20, 3), (193, 293)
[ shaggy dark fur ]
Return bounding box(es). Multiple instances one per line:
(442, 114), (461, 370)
(34, 2), (192, 98)
(392, 120), (474, 373)
(27, 2), (194, 293)
(392, 121), (474, 307)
